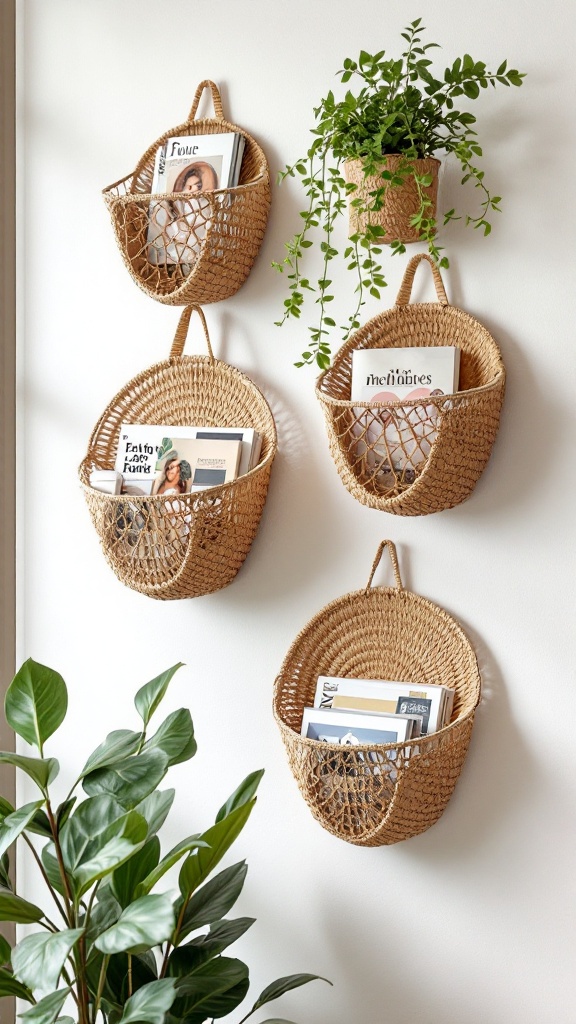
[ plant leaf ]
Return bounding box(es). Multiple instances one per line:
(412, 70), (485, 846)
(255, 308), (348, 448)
(110, 837), (161, 908)
(60, 795), (148, 896)
(5, 659), (67, 750)
(135, 789), (175, 840)
(144, 709), (196, 767)
(0, 932), (11, 964)
(117, 977), (177, 1024)
(171, 957), (249, 1020)
(0, 800), (44, 860)
(12, 929), (83, 997)
(168, 917), (255, 974)
(177, 862), (247, 940)
(95, 894), (175, 955)
(0, 753), (59, 793)
(134, 664), (184, 727)
(0, 966), (33, 1001)
(178, 800), (256, 901)
(18, 988), (70, 1024)
(215, 770), (264, 822)
(82, 749), (169, 809)
(80, 730), (143, 778)
(0, 887), (44, 923)
(251, 974), (332, 1012)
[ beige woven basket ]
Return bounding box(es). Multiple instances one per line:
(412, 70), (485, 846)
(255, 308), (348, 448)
(79, 306), (276, 600)
(273, 540), (481, 847)
(344, 156), (440, 242)
(103, 80), (271, 306)
(316, 253), (506, 515)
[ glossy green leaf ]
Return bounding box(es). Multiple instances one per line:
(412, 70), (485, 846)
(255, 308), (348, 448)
(171, 956), (249, 1019)
(178, 800), (256, 901)
(251, 973), (332, 1012)
(40, 843), (65, 897)
(116, 977), (177, 1024)
(143, 709), (196, 767)
(18, 987), (70, 1024)
(134, 664), (184, 727)
(83, 887), (122, 948)
(0, 887), (44, 923)
(0, 966), (33, 1001)
(80, 730), (143, 778)
(5, 659), (67, 750)
(60, 795), (148, 896)
(0, 932), (11, 964)
(168, 916), (254, 974)
(0, 801), (44, 859)
(12, 929), (83, 997)
(134, 835), (208, 899)
(95, 949), (157, 1008)
(135, 789), (175, 840)
(178, 861), (247, 940)
(215, 769), (264, 822)
(82, 749), (169, 809)
(0, 796), (15, 822)
(110, 837), (160, 907)
(0, 753), (59, 793)
(95, 894), (175, 955)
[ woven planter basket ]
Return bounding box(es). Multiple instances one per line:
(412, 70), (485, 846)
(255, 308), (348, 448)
(344, 156), (440, 242)
(79, 306), (276, 600)
(102, 80), (271, 306)
(274, 540), (481, 847)
(316, 253), (505, 515)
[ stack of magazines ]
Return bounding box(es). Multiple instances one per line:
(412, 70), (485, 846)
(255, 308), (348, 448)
(89, 423), (262, 496)
(301, 675), (455, 753)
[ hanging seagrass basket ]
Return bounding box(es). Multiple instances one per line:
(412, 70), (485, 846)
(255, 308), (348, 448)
(273, 540), (481, 847)
(79, 306), (276, 600)
(316, 253), (506, 515)
(102, 80), (271, 306)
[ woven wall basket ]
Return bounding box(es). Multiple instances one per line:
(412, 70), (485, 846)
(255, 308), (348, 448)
(344, 156), (440, 242)
(102, 80), (271, 306)
(79, 306), (277, 600)
(316, 253), (506, 516)
(273, 540), (481, 847)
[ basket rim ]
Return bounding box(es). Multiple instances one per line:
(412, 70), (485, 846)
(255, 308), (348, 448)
(273, 583), (481, 755)
(103, 115), (270, 199)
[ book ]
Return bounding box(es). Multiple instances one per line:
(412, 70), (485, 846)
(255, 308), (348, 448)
(300, 706), (421, 751)
(147, 132), (245, 270)
(350, 346), (461, 478)
(314, 676), (454, 736)
(89, 469), (123, 495)
(114, 425), (255, 496)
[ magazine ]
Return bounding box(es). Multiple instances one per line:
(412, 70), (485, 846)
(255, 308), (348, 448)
(147, 132), (245, 270)
(114, 424), (256, 496)
(301, 707), (421, 753)
(350, 346), (460, 479)
(314, 676), (454, 736)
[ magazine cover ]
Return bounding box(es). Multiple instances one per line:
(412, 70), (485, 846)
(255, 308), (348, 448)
(301, 707), (417, 747)
(314, 676), (452, 735)
(114, 425), (249, 495)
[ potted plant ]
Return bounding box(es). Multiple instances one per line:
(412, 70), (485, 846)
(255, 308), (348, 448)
(272, 17), (525, 368)
(0, 659), (329, 1024)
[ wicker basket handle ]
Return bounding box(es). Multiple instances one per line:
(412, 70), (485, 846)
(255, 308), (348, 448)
(170, 305), (215, 364)
(395, 253), (449, 307)
(187, 80), (224, 122)
(365, 540), (404, 593)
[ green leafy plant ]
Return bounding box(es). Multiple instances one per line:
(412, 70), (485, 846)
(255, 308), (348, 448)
(273, 17), (525, 367)
(0, 659), (329, 1024)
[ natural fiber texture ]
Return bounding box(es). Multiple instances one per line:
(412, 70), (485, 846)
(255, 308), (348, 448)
(103, 81), (271, 306)
(316, 253), (505, 515)
(79, 306), (276, 600)
(273, 540), (481, 846)
(344, 156), (440, 241)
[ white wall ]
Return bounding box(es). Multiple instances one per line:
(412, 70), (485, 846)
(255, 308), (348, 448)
(17, 1), (576, 1022)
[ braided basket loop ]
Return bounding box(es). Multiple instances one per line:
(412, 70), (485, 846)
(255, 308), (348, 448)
(103, 81), (271, 306)
(273, 541), (481, 846)
(316, 253), (506, 515)
(344, 155), (440, 242)
(79, 306), (277, 599)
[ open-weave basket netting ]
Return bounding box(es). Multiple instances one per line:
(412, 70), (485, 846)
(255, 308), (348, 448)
(79, 307), (276, 600)
(273, 541), (481, 847)
(103, 80), (271, 306)
(316, 253), (505, 516)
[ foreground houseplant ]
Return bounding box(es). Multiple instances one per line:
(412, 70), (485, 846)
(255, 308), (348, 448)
(273, 18), (525, 367)
(0, 660), (328, 1024)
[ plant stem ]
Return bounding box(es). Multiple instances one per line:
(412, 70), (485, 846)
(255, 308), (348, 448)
(22, 833), (69, 926)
